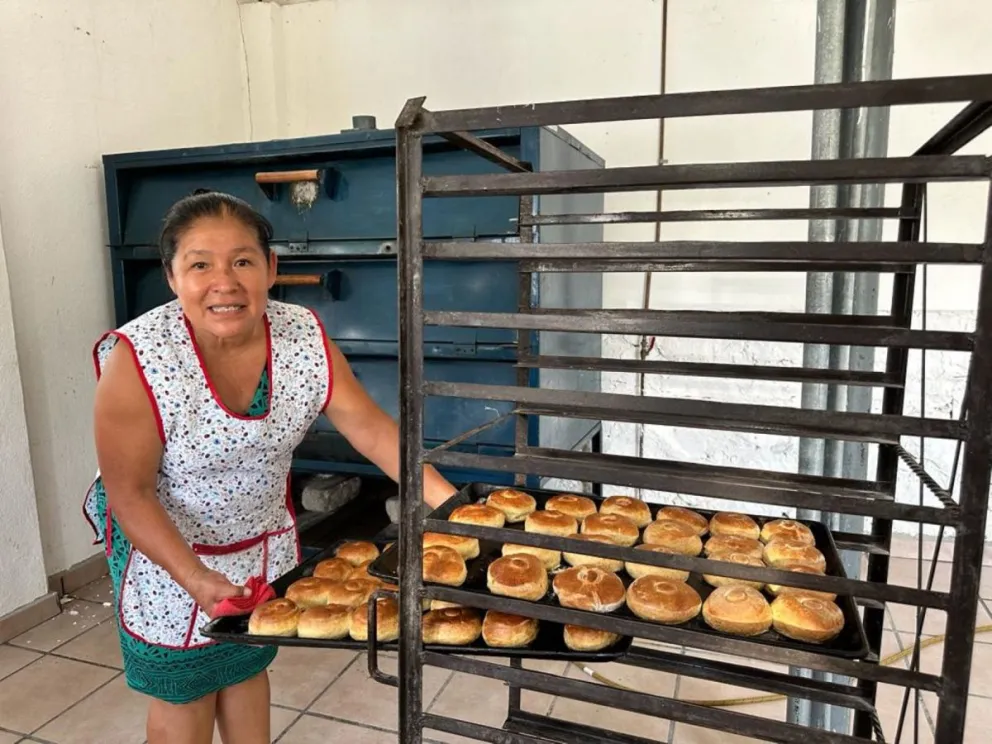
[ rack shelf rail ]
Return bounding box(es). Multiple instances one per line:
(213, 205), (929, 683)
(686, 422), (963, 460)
(384, 74), (992, 743)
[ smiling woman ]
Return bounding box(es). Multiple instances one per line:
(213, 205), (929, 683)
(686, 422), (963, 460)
(82, 191), (457, 744)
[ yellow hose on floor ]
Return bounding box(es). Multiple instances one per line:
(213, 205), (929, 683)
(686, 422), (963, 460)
(578, 624), (992, 708)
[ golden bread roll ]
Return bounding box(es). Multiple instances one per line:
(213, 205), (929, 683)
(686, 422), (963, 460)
(655, 506), (709, 537)
(563, 624), (621, 652)
(312, 557), (354, 582)
(625, 544), (690, 582)
(760, 519), (815, 546)
(349, 560), (377, 582)
(430, 599), (462, 611)
(766, 563), (835, 601)
(525, 510), (579, 537)
(502, 542), (561, 571)
(325, 578), (379, 609)
(642, 520), (703, 556)
(552, 566), (626, 613)
(704, 535), (764, 561)
(562, 534), (624, 572)
(424, 531), (480, 560)
(702, 552), (765, 590)
(284, 577), (338, 609)
(709, 512), (760, 540)
(486, 554), (549, 601)
(349, 596), (399, 642)
(335, 540), (380, 567)
(423, 545), (468, 586)
(485, 489), (537, 523)
(771, 595), (844, 643)
(449, 503), (506, 529)
(297, 606), (351, 640)
(600, 496), (653, 528)
(763, 539), (827, 573)
(482, 611), (540, 648)
(247, 599), (300, 637)
(702, 585), (772, 637)
(422, 607), (484, 646)
(581, 514), (640, 547)
(625, 576), (702, 625)
(545, 494), (598, 520)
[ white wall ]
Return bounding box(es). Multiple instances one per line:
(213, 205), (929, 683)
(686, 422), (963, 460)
(0, 218), (47, 616)
(0, 0), (253, 586)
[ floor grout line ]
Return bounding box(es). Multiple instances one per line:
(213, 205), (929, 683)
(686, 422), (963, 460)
(274, 651), (361, 742)
(27, 671), (123, 738)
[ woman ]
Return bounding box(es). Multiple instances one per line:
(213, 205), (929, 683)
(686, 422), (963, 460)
(83, 191), (456, 743)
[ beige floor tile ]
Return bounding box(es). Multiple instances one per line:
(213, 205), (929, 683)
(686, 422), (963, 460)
(672, 720), (784, 743)
(887, 558), (952, 593)
(8, 600), (113, 653)
(54, 621), (123, 669)
(0, 732), (20, 744)
(887, 604), (948, 637)
(35, 675), (141, 744)
(517, 658), (568, 717)
(983, 566), (992, 600)
(312, 653), (449, 732)
(0, 645), (41, 682)
(889, 536), (956, 564)
(537, 662), (674, 744)
(904, 632), (992, 698)
(71, 576), (113, 605)
(279, 714), (396, 744)
(267, 646), (357, 710)
(966, 694), (992, 740)
(210, 706), (298, 743)
(0, 655), (116, 734)
(873, 683), (935, 744)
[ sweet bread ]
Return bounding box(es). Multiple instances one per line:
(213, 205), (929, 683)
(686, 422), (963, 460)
(545, 494), (598, 520)
(771, 595), (844, 643)
(702, 585), (772, 637)
(247, 599), (300, 637)
(625, 576), (702, 624)
(760, 519), (815, 546)
(312, 557), (353, 582)
(642, 520), (703, 556)
(449, 503), (506, 529)
(423, 545), (468, 586)
(297, 606), (351, 639)
(485, 489), (537, 523)
(654, 506), (708, 537)
(422, 607), (484, 646)
(348, 596), (399, 642)
(335, 541), (380, 567)
(600, 496), (653, 528)
(552, 566), (626, 613)
(502, 542), (562, 571)
(562, 534), (624, 572)
(763, 539), (827, 573)
(709, 512), (760, 541)
(563, 624), (621, 651)
(285, 577), (337, 609)
(525, 510), (579, 537)
(580, 514), (640, 547)
(325, 578), (379, 609)
(482, 611), (540, 648)
(704, 535), (764, 562)
(766, 563), (835, 601)
(424, 531), (480, 560)
(702, 552), (765, 590)
(624, 544), (690, 582)
(486, 554), (549, 601)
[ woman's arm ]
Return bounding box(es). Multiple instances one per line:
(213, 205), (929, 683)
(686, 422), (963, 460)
(322, 339), (458, 509)
(94, 343), (245, 608)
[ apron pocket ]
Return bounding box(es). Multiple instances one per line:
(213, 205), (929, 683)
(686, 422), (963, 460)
(118, 550), (198, 649)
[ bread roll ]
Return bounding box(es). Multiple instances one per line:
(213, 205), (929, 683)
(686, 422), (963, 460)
(771, 595), (844, 643)
(487, 554), (549, 601)
(349, 596), (399, 642)
(285, 577), (337, 609)
(349, 560), (377, 582)
(423, 545), (468, 586)
(312, 557), (353, 582)
(552, 566), (626, 613)
(766, 563), (835, 601)
(704, 535), (764, 562)
(625, 544), (690, 582)
(485, 489), (537, 523)
(763, 539), (827, 573)
(702, 552), (765, 590)
(325, 578), (378, 609)
(502, 543), (561, 571)
(297, 606), (351, 640)
(335, 540), (380, 567)
(642, 520), (703, 556)
(424, 531), (480, 560)
(563, 624), (621, 652)
(430, 599), (462, 611)
(702, 585), (772, 637)
(760, 519), (815, 546)
(600, 496), (652, 528)
(562, 534), (623, 572)
(525, 510), (578, 537)
(625, 576), (702, 625)
(449, 503), (506, 529)
(655, 506), (708, 537)
(545, 494), (598, 520)
(581, 514), (640, 547)
(422, 607), (483, 646)
(482, 611), (539, 648)
(709, 512), (760, 540)
(248, 599), (300, 637)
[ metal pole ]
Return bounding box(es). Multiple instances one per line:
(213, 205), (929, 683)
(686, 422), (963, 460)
(794, 0), (896, 733)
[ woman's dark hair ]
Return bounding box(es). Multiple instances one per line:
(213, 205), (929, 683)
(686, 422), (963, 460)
(158, 190), (274, 272)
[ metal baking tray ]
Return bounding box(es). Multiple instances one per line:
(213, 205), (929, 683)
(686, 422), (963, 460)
(370, 482), (870, 660)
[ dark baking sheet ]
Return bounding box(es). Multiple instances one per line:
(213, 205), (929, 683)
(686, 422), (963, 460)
(370, 482), (870, 660)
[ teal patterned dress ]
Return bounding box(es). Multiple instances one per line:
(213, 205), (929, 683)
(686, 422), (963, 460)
(91, 370), (278, 705)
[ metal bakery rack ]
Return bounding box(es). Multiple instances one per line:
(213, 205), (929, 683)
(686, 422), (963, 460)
(379, 74), (992, 744)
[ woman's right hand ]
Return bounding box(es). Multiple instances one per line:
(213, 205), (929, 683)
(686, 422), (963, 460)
(184, 564), (248, 616)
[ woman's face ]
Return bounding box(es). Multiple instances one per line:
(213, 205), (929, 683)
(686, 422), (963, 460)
(167, 214), (277, 343)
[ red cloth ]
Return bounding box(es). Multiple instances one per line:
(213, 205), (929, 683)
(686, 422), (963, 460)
(210, 575), (276, 618)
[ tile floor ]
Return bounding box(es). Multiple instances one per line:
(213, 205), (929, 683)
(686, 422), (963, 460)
(1, 536), (991, 743)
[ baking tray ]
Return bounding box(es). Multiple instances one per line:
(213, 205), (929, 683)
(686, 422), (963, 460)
(370, 482), (870, 660)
